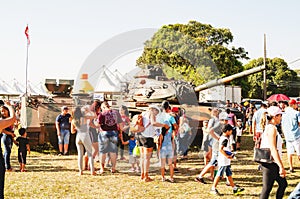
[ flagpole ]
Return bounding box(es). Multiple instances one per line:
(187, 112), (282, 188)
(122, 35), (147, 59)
(25, 40), (29, 97)
(25, 24), (30, 97)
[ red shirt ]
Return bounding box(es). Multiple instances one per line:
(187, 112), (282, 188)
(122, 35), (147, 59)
(98, 109), (122, 131)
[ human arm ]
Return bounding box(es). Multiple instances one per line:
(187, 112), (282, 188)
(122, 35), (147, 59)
(0, 102), (16, 130)
(268, 126), (286, 177)
(122, 140), (129, 145)
(219, 139), (233, 160)
(150, 112), (169, 129)
(209, 128), (220, 141)
(26, 143), (30, 155)
(55, 119), (61, 136)
(70, 120), (77, 134)
(2, 129), (16, 138)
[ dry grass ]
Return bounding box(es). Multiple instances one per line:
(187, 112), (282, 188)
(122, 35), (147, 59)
(5, 135), (300, 199)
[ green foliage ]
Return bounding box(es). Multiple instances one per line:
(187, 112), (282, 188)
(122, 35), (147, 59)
(136, 21), (248, 86)
(244, 57), (298, 98)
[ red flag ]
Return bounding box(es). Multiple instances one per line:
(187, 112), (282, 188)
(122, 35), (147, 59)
(25, 25), (30, 45)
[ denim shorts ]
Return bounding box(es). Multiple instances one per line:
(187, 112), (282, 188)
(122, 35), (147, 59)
(58, 129), (70, 145)
(216, 165), (232, 177)
(160, 145), (173, 159)
(98, 131), (118, 154)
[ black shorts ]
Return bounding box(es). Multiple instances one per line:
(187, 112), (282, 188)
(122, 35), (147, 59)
(237, 136), (242, 143)
(136, 133), (154, 148)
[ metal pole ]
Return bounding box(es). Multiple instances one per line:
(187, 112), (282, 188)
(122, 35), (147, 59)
(263, 34), (267, 101)
(25, 42), (29, 96)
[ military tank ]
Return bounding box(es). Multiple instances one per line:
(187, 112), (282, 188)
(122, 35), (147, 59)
(123, 64), (266, 149)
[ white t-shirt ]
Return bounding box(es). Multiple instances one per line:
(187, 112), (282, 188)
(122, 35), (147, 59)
(141, 112), (158, 138)
(218, 135), (231, 166)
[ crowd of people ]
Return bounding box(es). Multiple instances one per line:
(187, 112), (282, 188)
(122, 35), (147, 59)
(54, 98), (300, 198)
(1, 97), (300, 198)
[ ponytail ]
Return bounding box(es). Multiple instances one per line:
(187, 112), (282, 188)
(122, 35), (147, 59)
(260, 112), (267, 131)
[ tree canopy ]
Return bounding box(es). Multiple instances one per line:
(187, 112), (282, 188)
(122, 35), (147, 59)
(136, 21), (249, 86)
(244, 57), (298, 98)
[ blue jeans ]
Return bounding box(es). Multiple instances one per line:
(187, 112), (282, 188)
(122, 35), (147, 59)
(58, 129), (70, 145)
(98, 131), (118, 154)
(1, 134), (12, 170)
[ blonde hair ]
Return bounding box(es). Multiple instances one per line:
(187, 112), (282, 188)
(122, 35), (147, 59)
(260, 111), (273, 131)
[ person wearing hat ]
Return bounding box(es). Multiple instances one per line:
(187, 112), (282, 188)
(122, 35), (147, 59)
(281, 99), (300, 173)
(55, 106), (72, 155)
(195, 110), (229, 184)
(135, 104), (169, 182)
(259, 106), (287, 199)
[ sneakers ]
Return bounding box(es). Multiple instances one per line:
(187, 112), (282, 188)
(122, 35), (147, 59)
(210, 189), (221, 196)
(233, 187), (245, 195)
(128, 168), (135, 172)
(194, 177), (206, 184)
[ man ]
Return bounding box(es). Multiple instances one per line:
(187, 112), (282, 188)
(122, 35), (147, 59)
(55, 106), (72, 155)
(252, 103), (268, 147)
(195, 110), (229, 184)
(281, 99), (300, 173)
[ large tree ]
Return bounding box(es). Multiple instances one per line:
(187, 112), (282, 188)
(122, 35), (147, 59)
(136, 21), (249, 86)
(244, 57), (298, 98)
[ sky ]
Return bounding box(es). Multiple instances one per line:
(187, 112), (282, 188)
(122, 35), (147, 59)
(1, 0), (300, 89)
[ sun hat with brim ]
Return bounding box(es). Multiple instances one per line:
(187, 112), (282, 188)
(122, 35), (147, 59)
(149, 104), (161, 114)
(267, 106), (284, 117)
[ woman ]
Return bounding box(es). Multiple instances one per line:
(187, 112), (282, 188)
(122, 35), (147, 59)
(97, 101), (124, 174)
(135, 105), (168, 182)
(1, 106), (16, 172)
(83, 100), (101, 170)
(118, 105), (130, 160)
(259, 106), (287, 199)
(0, 100), (16, 199)
(71, 106), (96, 176)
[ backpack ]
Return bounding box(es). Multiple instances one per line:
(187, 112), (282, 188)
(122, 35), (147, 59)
(131, 114), (145, 133)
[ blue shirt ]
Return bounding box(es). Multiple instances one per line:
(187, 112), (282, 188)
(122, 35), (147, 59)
(128, 139), (136, 155)
(253, 108), (267, 132)
(160, 112), (176, 148)
(281, 107), (300, 141)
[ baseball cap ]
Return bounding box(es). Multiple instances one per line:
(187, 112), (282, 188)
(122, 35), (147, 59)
(219, 112), (230, 120)
(289, 99), (300, 105)
(267, 106), (284, 117)
(171, 106), (179, 112)
(62, 106), (69, 110)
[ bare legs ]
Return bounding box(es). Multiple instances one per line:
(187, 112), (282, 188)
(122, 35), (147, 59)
(140, 147), (153, 181)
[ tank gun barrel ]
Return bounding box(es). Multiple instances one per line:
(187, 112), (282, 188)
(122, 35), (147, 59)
(194, 65), (266, 92)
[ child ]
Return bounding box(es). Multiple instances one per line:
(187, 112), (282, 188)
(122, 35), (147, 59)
(210, 124), (244, 196)
(236, 119), (245, 150)
(16, 128), (30, 172)
(122, 134), (140, 172)
(201, 120), (212, 165)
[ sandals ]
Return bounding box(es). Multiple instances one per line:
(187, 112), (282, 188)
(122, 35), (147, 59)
(144, 177), (153, 182)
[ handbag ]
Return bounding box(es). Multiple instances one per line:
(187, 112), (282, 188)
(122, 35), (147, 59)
(253, 148), (273, 164)
(132, 145), (140, 157)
